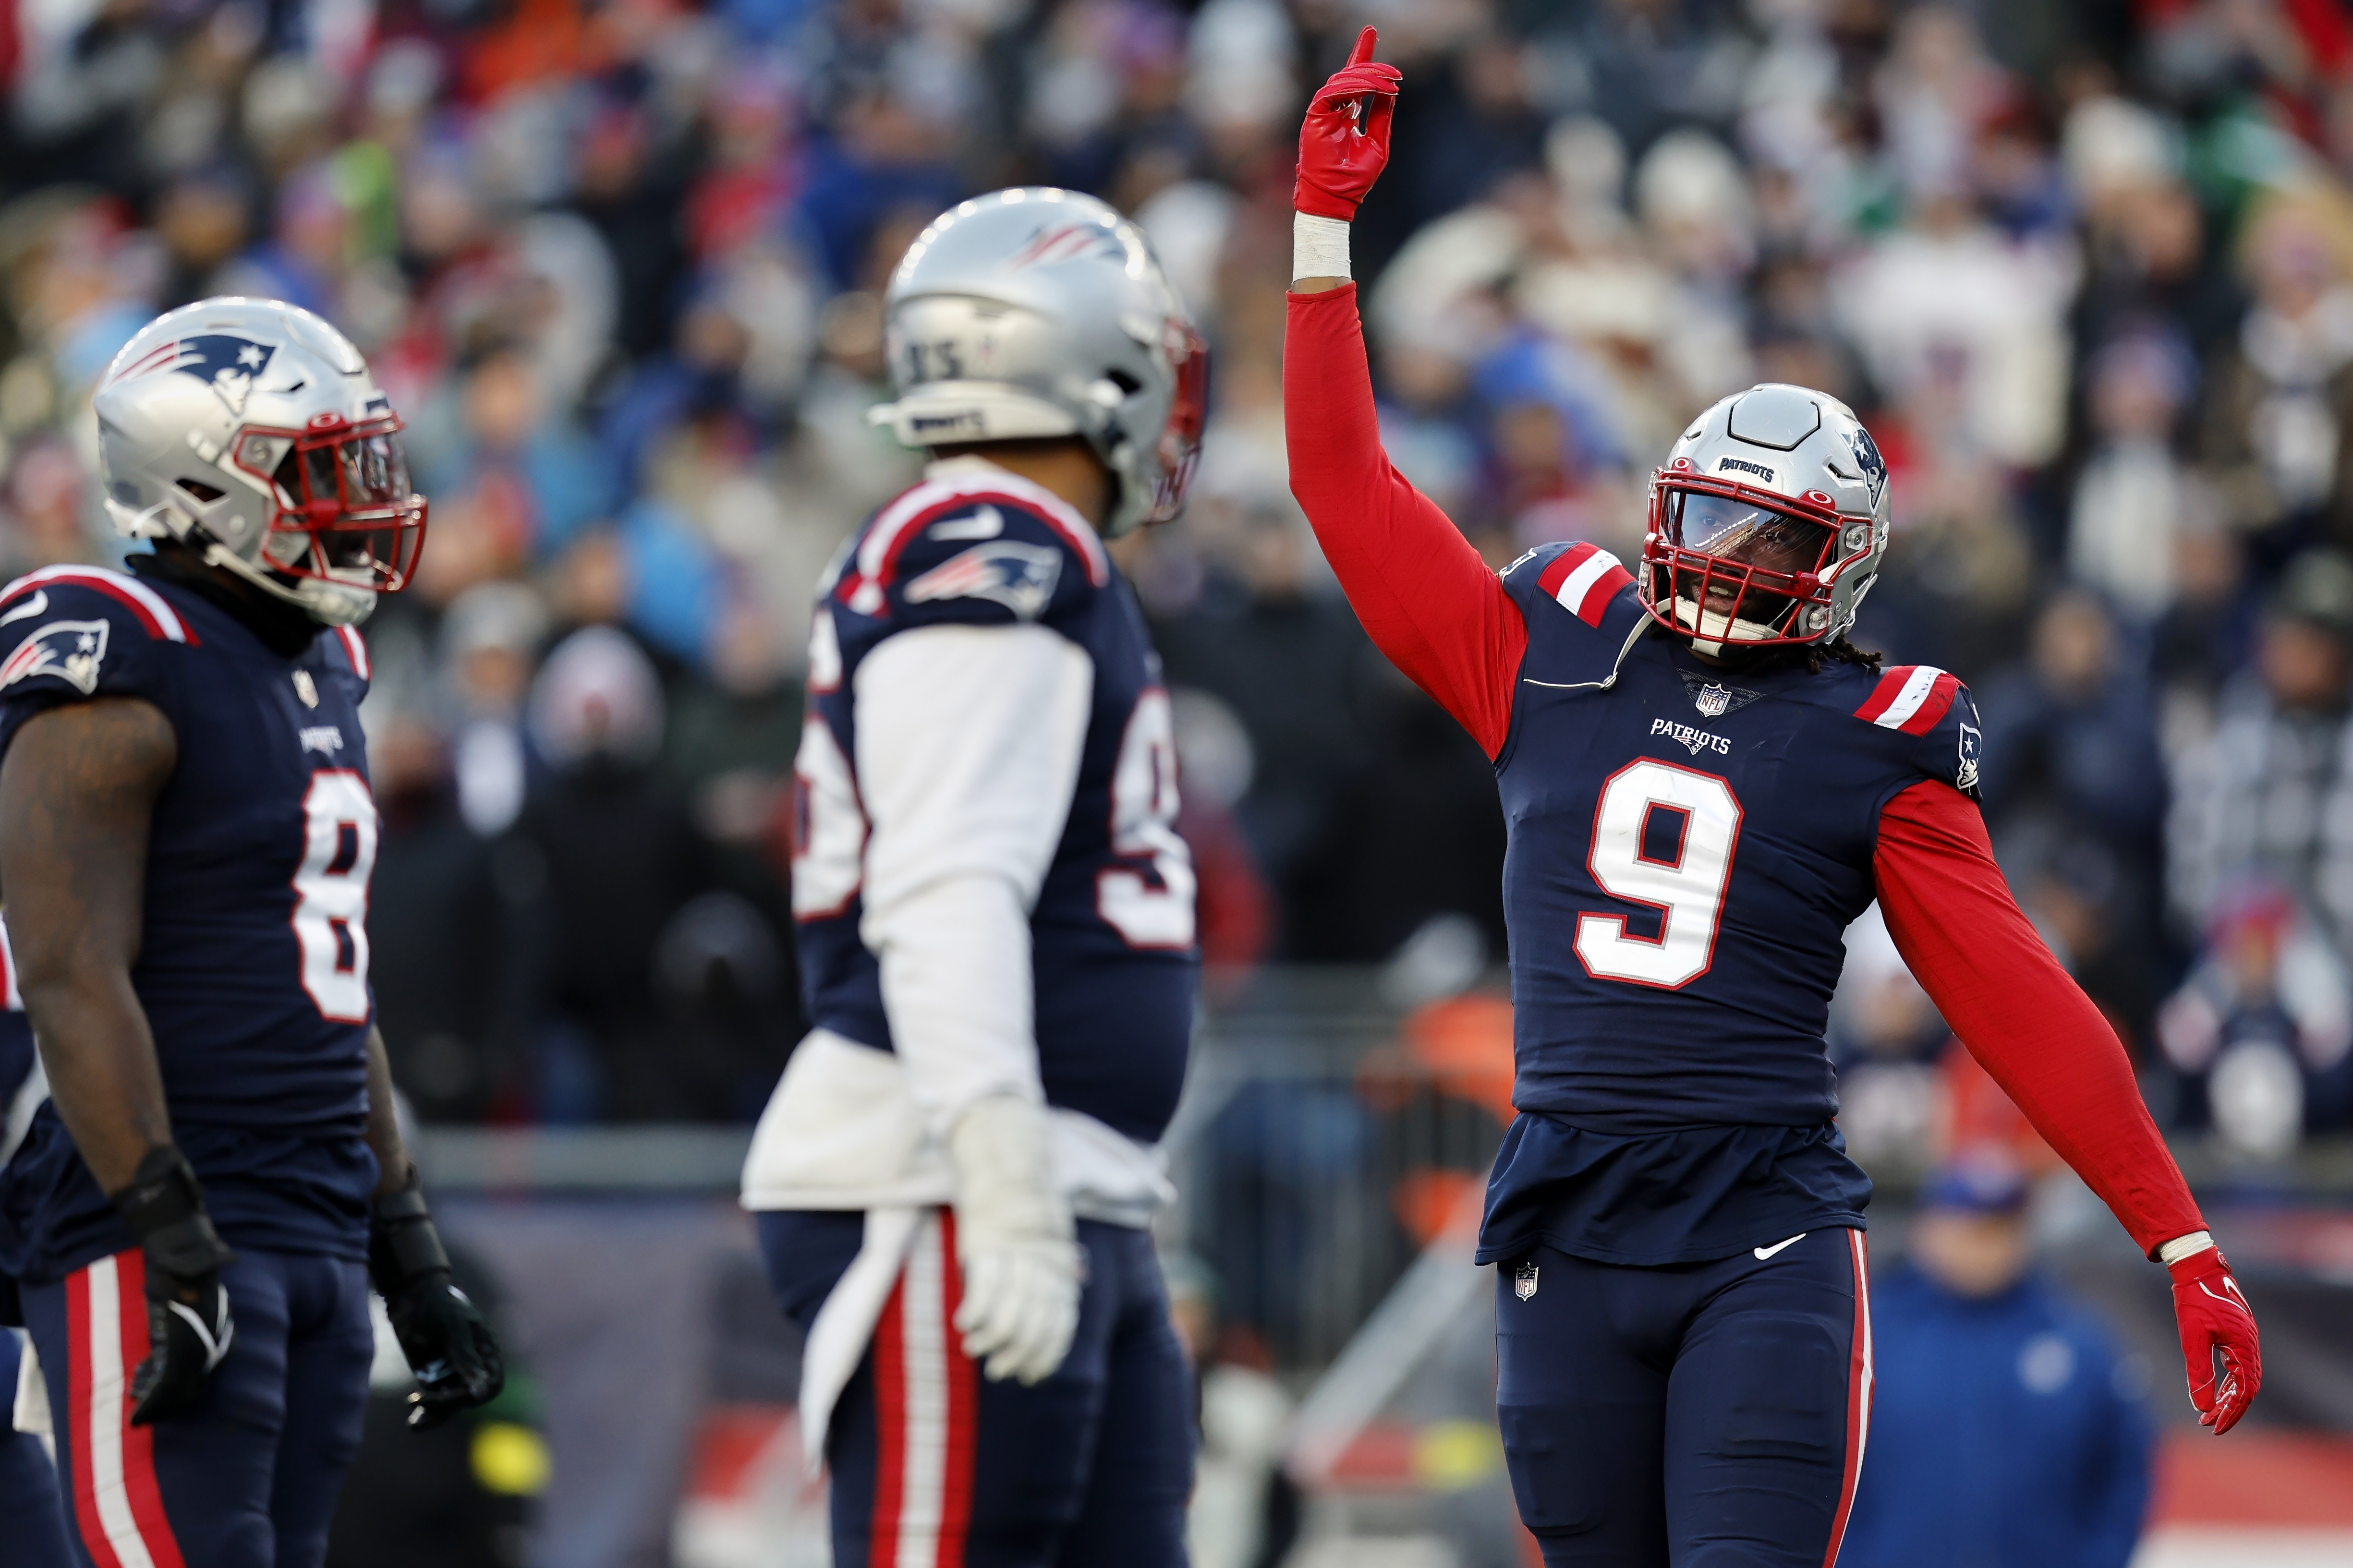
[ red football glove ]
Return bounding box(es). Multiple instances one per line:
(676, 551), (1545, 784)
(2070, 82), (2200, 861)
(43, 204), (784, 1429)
(2168, 1245), (2261, 1434)
(1295, 26), (1402, 220)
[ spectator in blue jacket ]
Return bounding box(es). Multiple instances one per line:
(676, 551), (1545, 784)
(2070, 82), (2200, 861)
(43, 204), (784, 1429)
(1840, 1156), (2156, 1568)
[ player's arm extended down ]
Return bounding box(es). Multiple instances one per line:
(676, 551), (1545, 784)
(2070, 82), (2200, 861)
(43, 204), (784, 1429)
(1876, 781), (2263, 1436)
(854, 621), (1093, 1385)
(0, 696), (239, 1425)
(363, 1024), (506, 1429)
(1285, 29), (1523, 760)
(1872, 780), (2201, 1253)
(0, 696), (178, 1192)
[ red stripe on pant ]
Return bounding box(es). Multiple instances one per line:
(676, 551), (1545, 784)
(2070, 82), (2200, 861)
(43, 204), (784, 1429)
(66, 1250), (188, 1568)
(868, 1212), (980, 1568)
(935, 1213), (977, 1568)
(870, 1277), (908, 1568)
(1819, 1230), (1873, 1568)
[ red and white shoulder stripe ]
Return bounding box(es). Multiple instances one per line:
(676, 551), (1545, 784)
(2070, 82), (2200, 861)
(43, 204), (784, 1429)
(839, 473), (1109, 615)
(335, 625), (371, 683)
(1534, 543), (1633, 628)
(0, 566), (197, 645)
(0, 917), (19, 1011)
(1853, 664), (1960, 736)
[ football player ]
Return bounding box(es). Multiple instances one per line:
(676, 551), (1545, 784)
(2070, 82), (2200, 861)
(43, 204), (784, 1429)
(0, 298), (503, 1568)
(3, 931), (78, 1568)
(741, 189), (1206, 1567)
(1285, 32), (2261, 1567)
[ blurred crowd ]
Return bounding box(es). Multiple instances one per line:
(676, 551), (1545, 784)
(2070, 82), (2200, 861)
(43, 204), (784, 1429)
(7, 0), (2353, 1142)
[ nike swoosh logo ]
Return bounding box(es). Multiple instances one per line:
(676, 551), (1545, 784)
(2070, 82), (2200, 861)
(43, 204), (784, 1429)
(2199, 1279), (2253, 1316)
(0, 591), (48, 625)
(1754, 1234), (1807, 1261)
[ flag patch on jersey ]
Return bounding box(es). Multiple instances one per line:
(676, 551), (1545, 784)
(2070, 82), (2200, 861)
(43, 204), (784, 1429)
(0, 620), (109, 695)
(1536, 542), (1632, 627)
(1853, 664), (1959, 736)
(1955, 716), (1983, 796)
(905, 539), (1063, 620)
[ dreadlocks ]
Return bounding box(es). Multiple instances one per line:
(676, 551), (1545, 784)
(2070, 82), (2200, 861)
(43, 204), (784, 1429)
(1805, 634), (1883, 676)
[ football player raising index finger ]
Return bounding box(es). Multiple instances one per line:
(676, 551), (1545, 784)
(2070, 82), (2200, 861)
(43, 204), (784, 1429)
(1286, 27), (2258, 1568)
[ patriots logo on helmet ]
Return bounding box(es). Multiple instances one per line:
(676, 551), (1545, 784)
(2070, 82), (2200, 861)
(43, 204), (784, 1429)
(1007, 222), (1123, 270)
(906, 539), (1064, 620)
(1847, 425), (1887, 499)
(0, 619), (110, 695)
(111, 333), (279, 415)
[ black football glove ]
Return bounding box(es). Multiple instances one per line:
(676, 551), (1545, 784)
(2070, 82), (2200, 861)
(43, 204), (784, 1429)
(369, 1167), (503, 1430)
(109, 1146), (236, 1426)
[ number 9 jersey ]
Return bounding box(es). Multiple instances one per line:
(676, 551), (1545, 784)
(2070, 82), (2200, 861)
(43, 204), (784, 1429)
(780, 463), (1197, 1162)
(0, 563), (379, 1284)
(1481, 543), (1980, 1265)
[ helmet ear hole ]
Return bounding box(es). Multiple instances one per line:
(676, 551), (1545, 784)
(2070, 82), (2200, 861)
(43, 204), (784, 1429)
(177, 478), (225, 503)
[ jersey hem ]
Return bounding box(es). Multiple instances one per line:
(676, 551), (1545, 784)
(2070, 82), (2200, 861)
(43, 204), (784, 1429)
(1474, 1207), (1869, 1268)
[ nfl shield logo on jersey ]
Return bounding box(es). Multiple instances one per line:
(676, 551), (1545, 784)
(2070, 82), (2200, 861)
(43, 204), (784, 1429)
(1515, 1262), (1540, 1301)
(1694, 683), (1733, 718)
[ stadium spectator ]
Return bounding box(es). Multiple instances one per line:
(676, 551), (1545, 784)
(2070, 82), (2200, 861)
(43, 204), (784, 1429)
(1839, 1157), (2156, 1568)
(2170, 548), (2353, 948)
(0, 0), (2347, 1134)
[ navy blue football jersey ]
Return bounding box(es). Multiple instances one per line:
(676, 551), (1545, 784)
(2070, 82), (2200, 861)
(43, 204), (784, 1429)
(1480, 542), (1983, 1266)
(791, 473), (1197, 1144)
(0, 921), (30, 1163)
(0, 563), (379, 1282)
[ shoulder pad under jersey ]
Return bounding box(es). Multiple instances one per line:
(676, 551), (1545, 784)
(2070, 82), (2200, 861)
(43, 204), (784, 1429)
(1501, 541), (1636, 629)
(0, 565), (198, 710)
(1850, 663), (1983, 800)
(831, 473), (1110, 634)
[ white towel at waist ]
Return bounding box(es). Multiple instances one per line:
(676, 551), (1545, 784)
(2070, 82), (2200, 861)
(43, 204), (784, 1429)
(739, 1029), (1172, 1469)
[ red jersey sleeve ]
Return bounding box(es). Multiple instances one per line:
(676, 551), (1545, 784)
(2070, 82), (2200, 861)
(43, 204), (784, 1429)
(1285, 286), (1525, 760)
(1873, 779), (2205, 1257)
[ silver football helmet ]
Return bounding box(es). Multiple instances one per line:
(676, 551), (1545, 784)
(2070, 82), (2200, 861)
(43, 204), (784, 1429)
(870, 188), (1208, 537)
(1639, 384), (1892, 652)
(93, 297), (426, 627)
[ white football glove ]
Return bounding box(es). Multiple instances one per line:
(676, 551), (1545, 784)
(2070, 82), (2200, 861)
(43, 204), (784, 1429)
(946, 1096), (1081, 1385)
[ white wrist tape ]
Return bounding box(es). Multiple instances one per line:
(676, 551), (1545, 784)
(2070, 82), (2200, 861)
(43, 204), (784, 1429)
(2159, 1230), (2215, 1266)
(1293, 213), (1352, 282)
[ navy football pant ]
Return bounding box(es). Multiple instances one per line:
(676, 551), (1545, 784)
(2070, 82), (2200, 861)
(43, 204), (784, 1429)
(758, 1209), (1195, 1568)
(1496, 1228), (1871, 1568)
(4, 1327), (77, 1568)
(20, 1246), (374, 1568)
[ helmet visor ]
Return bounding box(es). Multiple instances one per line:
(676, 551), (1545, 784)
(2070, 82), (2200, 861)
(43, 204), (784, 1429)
(1665, 492), (1836, 578)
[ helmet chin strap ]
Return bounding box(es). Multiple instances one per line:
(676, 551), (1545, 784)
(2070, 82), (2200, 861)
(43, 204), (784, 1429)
(1670, 595), (1784, 656)
(200, 540), (376, 627)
